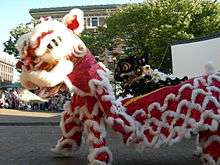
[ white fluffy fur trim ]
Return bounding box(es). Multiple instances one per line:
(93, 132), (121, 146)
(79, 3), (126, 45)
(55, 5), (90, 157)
(29, 17), (86, 59)
(105, 117), (114, 126)
(60, 105), (81, 137)
(202, 135), (220, 150)
(69, 104), (100, 121)
(88, 69), (114, 96)
(97, 62), (110, 72)
(193, 77), (208, 87)
(16, 33), (31, 59)
(63, 101), (72, 113)
(207, 74), (220, 86)
(63, 77), (92, 96)
(63, 77), (75, 93)
(84, 120), (106, 137)
(20, 68), (38, 90)
(51, 138), (80, 156)
(88, 68), (131, 115)
(30, 20), (70, 57)
(89, 160), (110, 165)
(83, 120), (107, 146)
(204, 61), (216, 75)
(62, 8), (84, 35)
(131, 73), (220, 148)
(62, 125), (81, 138)
(200, 154), (220, 165)
(88, 147), (112, 165)
(23, 60), (73, 87)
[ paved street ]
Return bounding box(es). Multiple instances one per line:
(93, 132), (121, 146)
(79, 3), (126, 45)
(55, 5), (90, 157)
(0, 109), (201, 165)
(0, 109), (60, 124)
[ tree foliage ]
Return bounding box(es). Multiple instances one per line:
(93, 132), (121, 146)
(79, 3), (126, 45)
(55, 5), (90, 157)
(4, 0), (220, 73)
(3, 19), (111, 59)
(81, 27), (113, 57)
(106, 0), (220, 73)
(3, 20), (37, 58)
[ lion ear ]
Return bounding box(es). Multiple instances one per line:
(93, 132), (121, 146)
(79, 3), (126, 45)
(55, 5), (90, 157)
(62, 8), (84, 35)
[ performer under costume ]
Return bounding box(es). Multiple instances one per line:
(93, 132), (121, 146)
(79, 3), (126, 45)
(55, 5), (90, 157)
(16, 8), (220, 165)
(51, 51), (136, 164)
(16, 9), (136, 165)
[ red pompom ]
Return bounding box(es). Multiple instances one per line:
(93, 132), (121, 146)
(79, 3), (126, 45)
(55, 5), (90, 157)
(95, 152), (109, 162)
(16, 61), (24, 69)
(67, 16), (79, 30)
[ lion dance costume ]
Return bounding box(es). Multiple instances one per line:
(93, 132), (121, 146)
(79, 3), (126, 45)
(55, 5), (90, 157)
(16, 9), (220, 165)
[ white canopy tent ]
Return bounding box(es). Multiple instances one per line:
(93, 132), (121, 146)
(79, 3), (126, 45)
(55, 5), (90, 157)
(171, 34), (220, 78)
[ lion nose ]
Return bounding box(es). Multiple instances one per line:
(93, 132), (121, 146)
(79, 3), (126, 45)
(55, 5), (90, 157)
(16, 60), (24, 70)
(24, 56), (33, 66)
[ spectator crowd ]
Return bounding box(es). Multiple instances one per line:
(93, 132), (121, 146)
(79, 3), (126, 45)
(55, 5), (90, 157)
(0, 88), (70, 112)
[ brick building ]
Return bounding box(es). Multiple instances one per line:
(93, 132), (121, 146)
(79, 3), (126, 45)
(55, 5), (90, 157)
(29, 4), (125, 31)
(0, 54), (15, 83)
(29, 4), (127, 65)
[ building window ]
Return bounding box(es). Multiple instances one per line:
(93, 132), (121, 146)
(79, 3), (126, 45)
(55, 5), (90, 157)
(91, 17), (98, 27)
(87, 17), (91, 27)
(99, 17), (105, 26)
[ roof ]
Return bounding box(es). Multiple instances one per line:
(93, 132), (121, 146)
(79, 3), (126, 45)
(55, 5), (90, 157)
(172, 32), (220, 46)
(29, 4), (125, 14)
(0, 82), (21, 89)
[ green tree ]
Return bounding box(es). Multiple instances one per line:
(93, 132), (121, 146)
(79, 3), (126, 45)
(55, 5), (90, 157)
(4, 19), (111, 59)
(106, 0), (220, 73)
(81, 27), (113, 57)
(3, 20), (37, 58)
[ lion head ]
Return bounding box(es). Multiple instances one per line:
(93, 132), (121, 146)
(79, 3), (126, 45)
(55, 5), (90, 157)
(16, 9), (87, 98)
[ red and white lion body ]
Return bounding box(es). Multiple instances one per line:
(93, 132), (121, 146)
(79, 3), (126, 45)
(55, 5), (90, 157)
(16, 9), (220, 165)
(123, 74), (220, 164)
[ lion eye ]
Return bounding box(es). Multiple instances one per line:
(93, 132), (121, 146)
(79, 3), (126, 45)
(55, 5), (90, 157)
(23, 41), (27, 47)
(47, 43), (53, 49)
(34, 57), (41, 63)
(51, 39), (58, 46)
(47, 36), (62, 50)
(57, 36), (62, 42)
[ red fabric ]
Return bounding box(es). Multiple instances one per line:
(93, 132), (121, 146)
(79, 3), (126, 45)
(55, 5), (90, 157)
(67, 53), (134, 149)
(62, 143), (72, 149)
(144, 130), (154, 143)
(200, 129), (220, 142)
(67, 51), (103, 93)
(124, 80), (193, 115)
(60, 112), (83, 147)
(90, 127), (101, 139)
(199, 129), (220, 161)
(166, 116), (174, 125)
(70, 132), (82, 146)
(123, 76), (220, 127)
(161, 127), (170, 138)
(205, 141), (220, 161)
(67, 16), (79, 30)
(134, 113), (147, 124)
(150, 108), (162, 120)
(122, 75), (220, 157)
(16, 61), (23, 69)
(30, 30), (53, 52)
(190, 109), (201, 122)
(96, 152), (109, 163)
(93, 139), (106, 148)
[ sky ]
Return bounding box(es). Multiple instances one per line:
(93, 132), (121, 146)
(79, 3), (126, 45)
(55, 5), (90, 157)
(0, 0), (143, 55)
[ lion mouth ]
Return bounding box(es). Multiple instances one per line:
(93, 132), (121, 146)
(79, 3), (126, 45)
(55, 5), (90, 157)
(17, 55), (68, 100)
(17, 43), (76, 101)
(18, 52), (59, 72)
(35, 83), (66, 98)
(18, 83), (66, 103)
